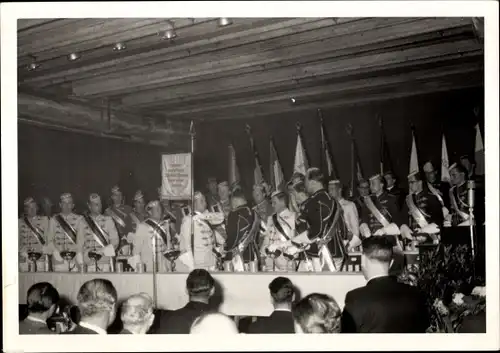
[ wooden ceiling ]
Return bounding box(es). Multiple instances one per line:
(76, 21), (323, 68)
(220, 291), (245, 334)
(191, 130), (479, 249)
(18, 17), (484, 147)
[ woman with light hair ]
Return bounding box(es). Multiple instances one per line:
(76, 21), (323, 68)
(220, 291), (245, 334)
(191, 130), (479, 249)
(292, 293), (341, 333)
(120, 293), (155, 334)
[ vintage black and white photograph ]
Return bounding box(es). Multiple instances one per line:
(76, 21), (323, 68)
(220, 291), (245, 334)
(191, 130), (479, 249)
(2, 1), (499, 351)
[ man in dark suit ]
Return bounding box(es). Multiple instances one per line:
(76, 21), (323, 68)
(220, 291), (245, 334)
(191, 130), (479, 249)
(19, 282), (59, 334)
(119, 293), (155, 334)
(248, 277), (295, 334)
(64, 278), (118, 334)
(341, 237), (429, 333)
(156, 269), (215, 334)
(383, 171), (405, 210)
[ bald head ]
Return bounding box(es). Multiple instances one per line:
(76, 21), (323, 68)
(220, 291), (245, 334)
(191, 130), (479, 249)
(190, 312), (238, 334)
(121, 293), (155, 334)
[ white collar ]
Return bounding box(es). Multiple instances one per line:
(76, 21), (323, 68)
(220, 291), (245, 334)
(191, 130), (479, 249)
(26, 315), (47, 324)
(279, 208), (291, 217)
(273, 308), (292, 312)
(79, 321), (108, 335)
(366, 274), (389, 283)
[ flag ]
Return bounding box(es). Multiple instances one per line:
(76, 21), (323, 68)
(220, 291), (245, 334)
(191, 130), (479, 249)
(245, 124), (266, 186)
(294, 127), (308, 175)
(228, 144), (240, 188)
(441, 134), (451, 183)
(269, 138), (285, 191)
(475, 123), (484, 175)
(409, 129), (419, 174)
(319, 111), (336, 180)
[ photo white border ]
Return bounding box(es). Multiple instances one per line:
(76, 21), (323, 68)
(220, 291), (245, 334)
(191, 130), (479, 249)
(2, 1), (499, 351)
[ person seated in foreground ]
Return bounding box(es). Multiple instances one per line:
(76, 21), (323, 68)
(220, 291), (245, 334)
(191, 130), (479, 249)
(248, 277), (295, 334)
(19, 282), (60, 334)
(120, 293), (155, 334)
(292, 293), (341, 333)
(190, 312), (239, 334)
(341, 236), (429, 333)
(156, 269), (215, 334)
(64, 278), (118, 334)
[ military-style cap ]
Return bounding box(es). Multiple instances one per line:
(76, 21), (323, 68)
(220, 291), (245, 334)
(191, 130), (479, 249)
(194, 191), (204, 200)
(134, 190), (144, 201)
(448, 162), (458, 171)
(383, 171), (395, 177)
(146, 200), (160, 211)
(253, 183), (265, 192)
(89, 193), (101, 203)
(24, 197), (36, 206)
(328, 179), (341, 185)
(218, 181), (229, 188)
(270, 190), (285, 199)
(369, 174), (382, 181)
(423, 161), (435, 173)
(111, 185), (121, 194)
(60, 193), (73, 202)
(407, 171), (419, 179)
(358, 179), (369, 187)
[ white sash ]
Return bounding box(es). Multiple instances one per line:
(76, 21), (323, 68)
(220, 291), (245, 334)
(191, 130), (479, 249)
(363, 196), (390, 227)
(406, 195), (429, 229)
(449, 187), (469, 221)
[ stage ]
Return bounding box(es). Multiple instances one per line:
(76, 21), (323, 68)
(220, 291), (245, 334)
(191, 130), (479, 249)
(18, 272), (366, 317)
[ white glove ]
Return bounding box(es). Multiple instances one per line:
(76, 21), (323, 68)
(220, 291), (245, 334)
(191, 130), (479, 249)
(267, 243), (278, 252)
(178, 251), (195, 271)
(360, 223), (371, 238)
(383, 223), (401, 235)
(42, 244), (54, 255)
(442, 207), (450, 218)
(285, 245), (299, 256)
(127, 254), (141, 269)
(420, 223), (440, 234)
(53, 249), (63, 262)
(374, 228), (385, 236)
(443, 220), (452, 228)
(103, 244), (116, 257)
(126, 232), (135, 243)
(400, 224), (413, 240)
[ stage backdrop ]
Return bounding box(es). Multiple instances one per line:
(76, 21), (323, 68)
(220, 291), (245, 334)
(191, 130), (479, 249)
(194, 87), (484, 196)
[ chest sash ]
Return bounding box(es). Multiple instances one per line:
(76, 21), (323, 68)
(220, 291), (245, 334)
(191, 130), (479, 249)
(55, 214), (77, 244)
(108, 207), (127, 229)
(272, 213), (292, 241)
(230, 211), (260, 256)
(145, 219), (169, 247)
(23, 216), (46, 246)
(83, 214), (110, 248)
(363, 196), (390, 227)
(449, 187), (469, 221)
(406, 194), (430, 229)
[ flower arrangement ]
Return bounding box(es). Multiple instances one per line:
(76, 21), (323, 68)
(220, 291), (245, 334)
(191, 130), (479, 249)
(397, 244), (486, 333)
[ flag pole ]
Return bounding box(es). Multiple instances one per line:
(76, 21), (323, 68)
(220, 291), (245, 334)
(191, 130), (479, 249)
(346, 123), (355, 198)
(189, 121), (196, 264)
(378, 115), (384, 176)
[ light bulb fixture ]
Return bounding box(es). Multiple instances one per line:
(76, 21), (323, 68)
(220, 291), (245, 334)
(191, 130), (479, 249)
(26, 55), (40, 71)
(218, 18), (233, 27)
(67, 52), (81, 61)
(290, 97), (296, 104)
(159, 21), (177, 40)
(113, 42), (127, 51)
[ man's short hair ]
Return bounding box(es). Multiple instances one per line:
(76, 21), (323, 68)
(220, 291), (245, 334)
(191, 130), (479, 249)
(409, 171), (424, 182)
(306, 168), (324, 184)
(272, 191), (289, 206)
(269, 277), (294, 304)
(121, 293), (153, 326)
(230, 188), (246, 201)
(27, 282), (60, 314)
(77, 279), (117, 318)
(362, 237), (394, 263)
(292, 181), (307, 194)
(186, 269), (215, 297)
(451, 163), (468, 176)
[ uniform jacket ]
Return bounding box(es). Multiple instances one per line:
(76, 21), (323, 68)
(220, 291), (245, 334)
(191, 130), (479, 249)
(341, 276), (429, 333)
(156, 301), (211, 334)
(225, 205), (257, 262)
(261, 208), (296, 270)
(47, 212), (85, 265)
(19, 317), (56, 335)
(247, 310), (295, 334)
(79, 213), (119, 265)
(105, 204), (134, 236)
(401, 190), (444, 231)
(359, 192), (401, 233)
(19, 215), (50, 262)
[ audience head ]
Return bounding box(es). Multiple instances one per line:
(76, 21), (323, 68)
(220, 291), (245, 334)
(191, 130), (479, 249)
(327, 180), (342, 200)
(186, 269), (215, 302)
(230, 188), (247, 209)
(146, 200), (163, 221)
(77, 278), (118, 329)
(269, 277), (295, 309)
(207, 177), (218, 196)
(26, 282), (60, 319)
(110, 185), (123, 206)
(87, 193), (102, 215)
(252, 184), (267, 205)
(449, 163), (467, 186)
(121, 293), (155, 334)
(292, 181), (308, 206)
(190, 312), (238, 334)
(383, 171), (396, 189)
(358, 180), (370, 197)
(423, 161), (438, 183)
(271, 191), (288, 214)
(133, 190), (146, 212)
(59, 193), (74, 214)
(218, 181), (230, 201)
(305, 168), (325, 194)
(369, 174), (384, 195)
(292, 293), (341, 333)
(194, 192), (208, 213)
(408, 171), (424, 194)
(459, 154), (475, 175)
(24, 197), (38, 218)
(361, 236), (394, 280)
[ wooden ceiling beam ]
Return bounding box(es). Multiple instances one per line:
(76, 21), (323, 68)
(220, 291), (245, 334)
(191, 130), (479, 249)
(121, 37), (480, 107)
(71, 17), (473, 98)
(19, 18), (309, 85)
(158, 61), (482, 117)
(17, 19), (83, 37)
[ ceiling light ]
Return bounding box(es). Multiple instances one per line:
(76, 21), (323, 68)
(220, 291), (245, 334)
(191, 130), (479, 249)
(26, 56), (40, 71)
(67, 52), (81, 61)
(159, 21), (177, 40)
(290, 97), (296, 103)
(113, 42), (127, 51)
(218, 18), (233, 27)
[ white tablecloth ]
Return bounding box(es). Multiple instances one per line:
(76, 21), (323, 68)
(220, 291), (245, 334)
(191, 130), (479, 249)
(18, 272), (366, 316)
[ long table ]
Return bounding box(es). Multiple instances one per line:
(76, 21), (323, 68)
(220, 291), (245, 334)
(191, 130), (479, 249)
(18, 272), (366, 316)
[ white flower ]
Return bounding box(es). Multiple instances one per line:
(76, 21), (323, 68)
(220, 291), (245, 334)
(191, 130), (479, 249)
(472, 286), (486, 297)
(433, 299), (449, 315)
(452, 293), (465, 306)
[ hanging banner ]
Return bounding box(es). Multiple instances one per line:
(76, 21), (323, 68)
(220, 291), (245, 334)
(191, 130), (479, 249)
(161, 153), (192, 200)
